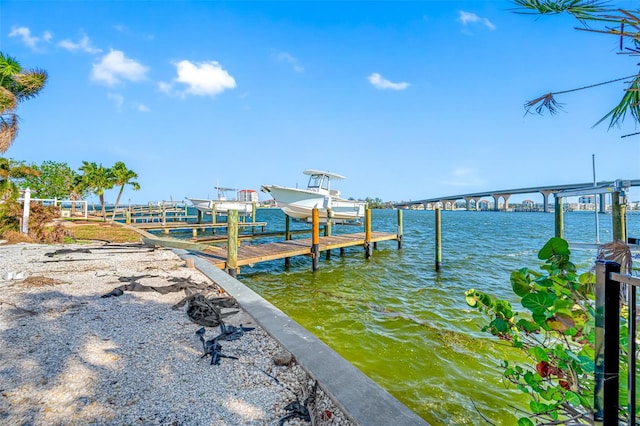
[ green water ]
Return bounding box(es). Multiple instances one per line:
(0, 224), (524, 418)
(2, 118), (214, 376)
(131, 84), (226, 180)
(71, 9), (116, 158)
(199, 208), (635, 424)
(154, 209), (640, 425)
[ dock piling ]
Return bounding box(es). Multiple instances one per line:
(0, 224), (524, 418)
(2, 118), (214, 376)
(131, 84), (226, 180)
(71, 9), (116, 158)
(435, 208), (442, 271)
(364, 208), (372, 259)
(312, 208), (320, 271)
(226, 210), (239, 277)
(397, 209), (403, 249)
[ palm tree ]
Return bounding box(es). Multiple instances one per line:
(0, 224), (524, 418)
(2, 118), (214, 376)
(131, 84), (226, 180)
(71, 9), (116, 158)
(79, 161), (114, 220)
(0, 52), (48, 153)
(69, 174), (88, 217)
(110, 161), (140, 220)
(0, 157), (40, 200)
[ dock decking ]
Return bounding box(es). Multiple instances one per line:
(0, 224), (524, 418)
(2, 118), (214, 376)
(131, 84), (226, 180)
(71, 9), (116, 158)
(139, 208), (404, 274)
(193, 231), (398, 269)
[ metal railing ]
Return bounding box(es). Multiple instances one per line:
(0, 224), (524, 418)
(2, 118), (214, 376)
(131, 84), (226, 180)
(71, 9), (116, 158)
(595, 260), (638, 424)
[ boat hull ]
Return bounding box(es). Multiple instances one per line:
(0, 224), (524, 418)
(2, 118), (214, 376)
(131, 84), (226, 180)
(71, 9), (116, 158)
(261, 185), (365, 221)
(188, 198), (253, 216)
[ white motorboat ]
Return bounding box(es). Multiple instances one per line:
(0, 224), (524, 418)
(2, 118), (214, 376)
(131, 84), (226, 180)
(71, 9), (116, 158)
(260, 170), (366, 222)
(187, 187), (255, 217)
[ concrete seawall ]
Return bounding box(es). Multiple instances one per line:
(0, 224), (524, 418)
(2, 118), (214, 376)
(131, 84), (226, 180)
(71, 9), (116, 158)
(175, 249), (429, 426)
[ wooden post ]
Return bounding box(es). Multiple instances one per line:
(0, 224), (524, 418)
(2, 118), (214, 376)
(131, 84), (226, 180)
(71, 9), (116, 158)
(312, 208), (320, 271)
(192, 228), (197, 238)
(554, 196), (564, 238)
(435, 208), (442, 271)
(325, 210), (332, 260)
(364, 208), (372, 259)
(612, 191), (626, 242)
(251, 202), (257, 233)
(226, 210), (239, 277)
(284, 215), (291, 268)
(397, 209), (403, 249)
(211, 204), (217, 235)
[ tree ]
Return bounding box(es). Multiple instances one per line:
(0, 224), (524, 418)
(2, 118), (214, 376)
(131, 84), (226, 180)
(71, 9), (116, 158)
(21, 160), (85, 200)
(0, 52), (47, 152)
(79, 161), (114, 220)
(110, 161), (140, 220)
(0, 157), (40, 200)
(513, 1), (640, 135)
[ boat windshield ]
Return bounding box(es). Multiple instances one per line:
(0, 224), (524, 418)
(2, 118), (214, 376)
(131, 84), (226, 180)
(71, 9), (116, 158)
(307, 174), (329, 191)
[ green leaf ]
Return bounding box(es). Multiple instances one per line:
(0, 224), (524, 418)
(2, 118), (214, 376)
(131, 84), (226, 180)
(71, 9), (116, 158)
(494, 300), (514, 319)
(565, 391), (581, 406)
(530, 400), (550, 414)
(529, 346), (548, 362)
(522, 292), (557, 315)
(517, 418), (535, 426)
(511, 270), (532, 296)
(538, 237), (570, 260)
(516, 318), (540, 333)
(490, 317), (509, 333)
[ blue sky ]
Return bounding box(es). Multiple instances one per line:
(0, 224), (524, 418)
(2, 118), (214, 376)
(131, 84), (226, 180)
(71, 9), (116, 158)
(2, 1), (640, 205)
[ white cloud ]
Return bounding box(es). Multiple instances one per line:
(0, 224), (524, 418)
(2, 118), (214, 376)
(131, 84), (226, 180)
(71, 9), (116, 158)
(274, 52), (304, 73)
(9, 26), (52, 50)
(172, 60), (236, 97)
(91, 50), (148, 86)
(367, 73), (410, 91)
(58, 34), (101, 54)
(458, 11), (496, 31)
(137, 103), (150, 112)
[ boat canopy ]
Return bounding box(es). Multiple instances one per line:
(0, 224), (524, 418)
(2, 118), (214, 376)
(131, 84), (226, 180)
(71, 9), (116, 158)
(302, 170), (346, 180)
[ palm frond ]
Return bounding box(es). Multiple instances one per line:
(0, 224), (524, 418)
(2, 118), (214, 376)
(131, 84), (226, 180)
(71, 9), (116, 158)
(511, 0), (613, 20)
(0, 86), (17, 114)
(525, 93), (565, 115)
(593, 75), (640, 129)
(12, 69), (47, 101)
(0, 118), (18, 154)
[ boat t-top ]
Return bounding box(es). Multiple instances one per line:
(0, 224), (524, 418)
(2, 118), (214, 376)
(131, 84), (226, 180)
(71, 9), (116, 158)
(187, 187), (255, 218)
(260, 170), (366, 222)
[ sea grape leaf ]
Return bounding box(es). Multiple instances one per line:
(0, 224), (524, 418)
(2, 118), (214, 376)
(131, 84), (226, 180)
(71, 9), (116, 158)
(518, 418), (535, 426)
(565, 391), (581, 407)
(516, 318), (540, 333)
(511, 271), (532, 296)
(522, 292), (556, 315)
(546, 313), (575, 332)
(538, 237), (570, 260)
(529, 346), (548, 362)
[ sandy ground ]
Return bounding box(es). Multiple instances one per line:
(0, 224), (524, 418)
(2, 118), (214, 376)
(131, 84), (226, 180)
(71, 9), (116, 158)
(0, 241), (353, 425)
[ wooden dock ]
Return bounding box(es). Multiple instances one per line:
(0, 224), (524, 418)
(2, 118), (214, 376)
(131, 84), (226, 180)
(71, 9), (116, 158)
(186, 231), (398, 269)
(132, 221), (267, 237)
(141, 208), (404, 275)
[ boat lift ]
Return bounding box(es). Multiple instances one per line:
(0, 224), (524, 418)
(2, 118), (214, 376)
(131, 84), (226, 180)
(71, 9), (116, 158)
(554, 179), (630, 246)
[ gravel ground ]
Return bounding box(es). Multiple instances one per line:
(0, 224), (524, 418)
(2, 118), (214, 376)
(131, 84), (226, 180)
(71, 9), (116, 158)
(0, 242), (355, 426)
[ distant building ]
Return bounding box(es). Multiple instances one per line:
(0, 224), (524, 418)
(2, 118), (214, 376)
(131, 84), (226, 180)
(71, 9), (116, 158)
(578, 195), (597, 211)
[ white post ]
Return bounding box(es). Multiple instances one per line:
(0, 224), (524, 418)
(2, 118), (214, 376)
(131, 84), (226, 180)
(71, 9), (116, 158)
(21, 188), (31, 234)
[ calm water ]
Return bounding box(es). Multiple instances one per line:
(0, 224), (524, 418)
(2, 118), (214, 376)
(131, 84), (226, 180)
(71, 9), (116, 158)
(161, 208), (638, 425)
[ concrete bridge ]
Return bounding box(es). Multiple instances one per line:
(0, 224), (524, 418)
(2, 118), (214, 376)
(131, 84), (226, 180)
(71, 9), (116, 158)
(394, 179), (640, 212)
